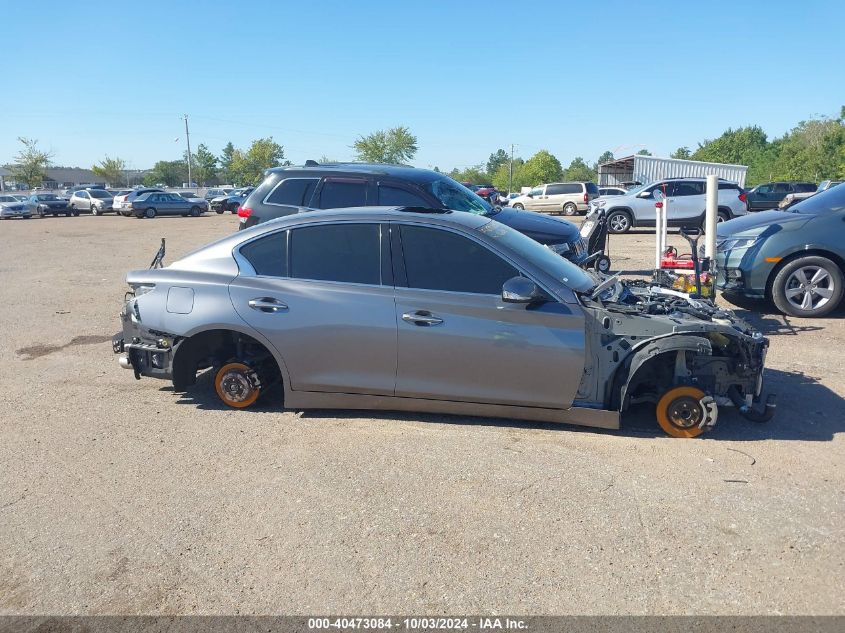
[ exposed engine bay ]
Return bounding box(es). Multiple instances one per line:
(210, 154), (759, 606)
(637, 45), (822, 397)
(574, 275), (774, 436)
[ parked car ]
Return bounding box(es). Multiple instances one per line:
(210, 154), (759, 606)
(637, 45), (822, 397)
(778, 180), (842, 210)
(67, 184), (107, 193)
(130, 191), (207, 218)
(176, 191), (211, 212)
(0, 195), (31, 219)
(498, 192), (522, 205)
(205, 187), (234, 201)
(745, 181), (816, 212)
(598, 186), (627, 197)
(25, 193), (70, 217)
(716, 183), (845, 317)
(588, 178), (748, 234)
(114, 206), (771, 438)
(237, 163), (588, 266)
(115, 188), (164, 216)
(474, 185), (498, 201)
(211, 187), (254, 213)
(510, 182), (599, 216)
(68, 189), (115, 215)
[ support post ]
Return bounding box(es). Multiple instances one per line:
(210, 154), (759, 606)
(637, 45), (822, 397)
(705, 174), (718, 260)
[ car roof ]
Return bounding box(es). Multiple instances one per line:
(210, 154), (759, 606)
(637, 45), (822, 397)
(265, 162), (440, 184)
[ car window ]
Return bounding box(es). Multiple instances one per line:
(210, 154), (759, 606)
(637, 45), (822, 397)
(399, 225), (519, 295)
(586, 183), (599, 195)
(266, 178), (319, 207)
(773, 183), (791, 193)
(546, 184), (565, 195)
(240, 230), (288, 277)
(530, 187), (544, 197)
(791, 182), (845, 214)
(421, 178), (491, 214)
(757, 184), (773, 194)
(318, 179), (368, 209)
(290, 223), (380, 284)
(77, 191), (89, 198)
(795, 183), (816, 193)
(718, 182), (739, 190)
(673, 181), (704, 196)
(378, 184), (429, 207)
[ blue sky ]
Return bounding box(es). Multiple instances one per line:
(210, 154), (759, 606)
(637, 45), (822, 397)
(4, 0), (844, 172)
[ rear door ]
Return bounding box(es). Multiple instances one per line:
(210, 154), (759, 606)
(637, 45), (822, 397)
(667, 180), (705, 224)
(314, 177), (371, 209)
(229, 222), (397, 395)
(391, 222), (585, 409)
(751, 184), (774, 210)
(772, 182), (791, 205)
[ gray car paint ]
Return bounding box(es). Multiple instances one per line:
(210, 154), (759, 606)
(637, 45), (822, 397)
(116, 207), (769, 431)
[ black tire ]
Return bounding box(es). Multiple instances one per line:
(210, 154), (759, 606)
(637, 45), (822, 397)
(91, 205), (100, 216)
(512, 203), (524, 210)
(562, 202), (578, 216)
(607, 209), (632, 234)
(190, 206), (201, 217)
(717, 210), (731, 223)
(72, 209), (80, 216)
(771, 255), (844, 317)
(144, 207), (156, 219)
(215, 208), (223, 214)
(594, 255), (611, 274)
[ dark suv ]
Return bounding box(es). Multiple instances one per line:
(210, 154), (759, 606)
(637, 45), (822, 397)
(745, 181), (816, 212)
(238, 163), (588, 264)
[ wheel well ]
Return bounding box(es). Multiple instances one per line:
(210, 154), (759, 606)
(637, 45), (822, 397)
(611, 351), (675, 410)
(717, 206), (732, 218)
(172, 329), (282, 392)
(764, 249), (845, 299)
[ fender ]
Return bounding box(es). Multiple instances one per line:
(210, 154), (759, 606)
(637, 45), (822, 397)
(614, 334), (712, 410)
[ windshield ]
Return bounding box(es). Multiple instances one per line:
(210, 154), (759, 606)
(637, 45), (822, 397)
(479, 220), (593, 293)
(36, 194), (59, 201)
(422, 178), (492, 215)
(625, 183), (649, 196)
(89, 190), (112, 198)
(791, 182), (845, 214)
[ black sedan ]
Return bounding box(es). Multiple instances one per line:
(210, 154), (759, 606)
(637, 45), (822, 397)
(26, 193), (71, 217)
(130, 191), (208, 219)
(210, 187), (254, 213)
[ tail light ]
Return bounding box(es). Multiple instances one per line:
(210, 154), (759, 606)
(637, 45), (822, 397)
(584, 192), (588, 203)
(739, 192), (747, 203)
(237, 206), (253, 218)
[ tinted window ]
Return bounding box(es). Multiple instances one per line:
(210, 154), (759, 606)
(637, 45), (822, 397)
(773, 183), (790, 193)
(378, 185), (429, 207)
(673, 181), (704, 196)
(546, 184), (565, 195)
(240, 230), (288, 276)
(318, 180), (367, 209)
(90, 190), (111, 198)
(290, 223), (380, 284)
(561, 184), (582, 194)
(718, 182), (739, 190)
(266, 178), (319, 206)
(795, 183), (816, 193)
(757, 185), (772, 193)
(586, 183), (599, 194)
(399, 225), (518, 295)
(77, 191), (89, 198)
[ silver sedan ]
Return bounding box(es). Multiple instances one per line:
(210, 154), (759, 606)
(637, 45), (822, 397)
(114, 207), (772, 438)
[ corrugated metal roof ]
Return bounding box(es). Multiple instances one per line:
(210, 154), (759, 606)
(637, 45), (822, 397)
(598, 155), (748, 187)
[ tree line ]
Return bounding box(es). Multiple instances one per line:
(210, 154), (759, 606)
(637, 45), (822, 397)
(5, 108), (843, 189)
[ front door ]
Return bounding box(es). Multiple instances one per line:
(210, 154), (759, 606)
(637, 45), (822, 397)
(392, 223), (585, 409)
(667, 180), (705, 225)
(525, 186), (546, 211)
(229, 222), (397, 395)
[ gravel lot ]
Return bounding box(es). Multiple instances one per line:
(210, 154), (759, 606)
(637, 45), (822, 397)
(0, 213), (843, 615)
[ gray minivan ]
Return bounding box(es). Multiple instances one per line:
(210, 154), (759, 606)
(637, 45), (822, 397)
(509, 182), (599, 216)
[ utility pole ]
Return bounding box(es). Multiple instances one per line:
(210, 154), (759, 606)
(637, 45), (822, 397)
(508, 143), (514, 193)
(183, 114), (193, 188)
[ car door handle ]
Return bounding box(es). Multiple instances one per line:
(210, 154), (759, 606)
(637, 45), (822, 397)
(248, 297), (288, 313)
(402, 310), (443, 326)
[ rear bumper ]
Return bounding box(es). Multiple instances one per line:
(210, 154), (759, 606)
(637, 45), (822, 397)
(113, 300), (178, 380)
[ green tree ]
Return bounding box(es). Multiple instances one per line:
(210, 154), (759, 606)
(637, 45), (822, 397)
(692, 126), (768, 165)
(597, 150), (615, 165)
(218, 141), (236, 183)
(448, 164), (489, 184)
(486, 149), (509, 177)
(10, 137), (52, 188)
(192, 144), (218, 186)
(353, 126), (418, 164)
(142, 160), (186, 187)
(229, 137), (285, 185)
(772, 117), (845, 182)
(562, 157), (597, 182)
(636, 149), (652, 156)
(670, 146), (692, 159)
(491, 158), (525, 191)
(92, 156), (126, 186)
(520, 150), (563, 187)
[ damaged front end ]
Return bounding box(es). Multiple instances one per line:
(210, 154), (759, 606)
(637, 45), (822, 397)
(575, 277), (773, 436)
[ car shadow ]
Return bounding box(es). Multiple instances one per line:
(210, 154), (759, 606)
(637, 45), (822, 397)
(171, 366), (843, 442)
(722, 294), (839, 334)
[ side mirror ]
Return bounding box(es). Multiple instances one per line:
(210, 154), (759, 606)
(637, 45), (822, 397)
(502, 276), (546, 304)
(637, 190), (652, 199)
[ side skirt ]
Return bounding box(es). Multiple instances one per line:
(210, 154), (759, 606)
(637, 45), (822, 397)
(285, 391), (620, 430)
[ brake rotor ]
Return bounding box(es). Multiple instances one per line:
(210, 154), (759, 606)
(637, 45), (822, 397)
(214, 362), (261, 409)
(656, 386), (710, 438)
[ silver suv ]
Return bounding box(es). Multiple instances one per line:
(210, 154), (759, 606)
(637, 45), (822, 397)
(588, 178), (748, 233)
(510, 182), (599, 216)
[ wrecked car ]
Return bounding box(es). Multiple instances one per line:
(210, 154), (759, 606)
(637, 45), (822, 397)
(114, 207), (773, 438)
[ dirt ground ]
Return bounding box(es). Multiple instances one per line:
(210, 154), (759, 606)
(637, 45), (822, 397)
(0, 213), (842, 615)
